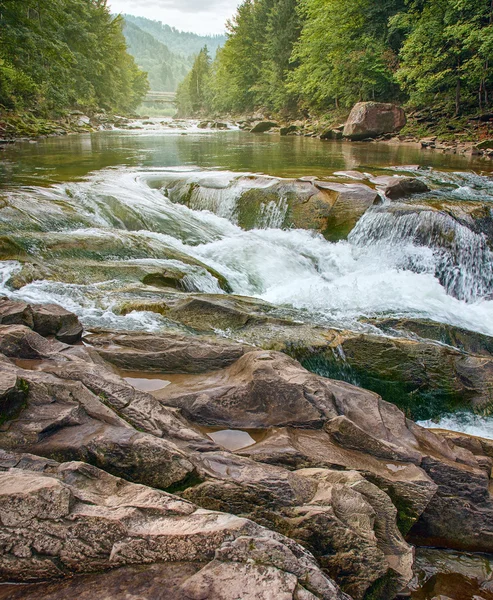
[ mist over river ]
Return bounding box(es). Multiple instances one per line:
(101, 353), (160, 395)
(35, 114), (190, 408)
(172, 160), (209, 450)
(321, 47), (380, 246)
(2, 119), (493, 433)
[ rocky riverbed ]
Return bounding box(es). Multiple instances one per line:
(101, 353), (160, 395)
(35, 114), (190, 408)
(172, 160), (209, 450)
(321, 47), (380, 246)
(1, 298), (493, 599)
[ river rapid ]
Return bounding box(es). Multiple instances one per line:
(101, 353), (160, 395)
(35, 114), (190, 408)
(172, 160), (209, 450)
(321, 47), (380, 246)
(2, 118), (493, 436)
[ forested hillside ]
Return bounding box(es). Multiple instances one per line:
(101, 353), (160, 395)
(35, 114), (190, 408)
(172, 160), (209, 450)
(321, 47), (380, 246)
(0, 0), (148, 116)
(123, 15), (225, 59)
(176, 0), (493, 121)
(123, 21), (190, 92)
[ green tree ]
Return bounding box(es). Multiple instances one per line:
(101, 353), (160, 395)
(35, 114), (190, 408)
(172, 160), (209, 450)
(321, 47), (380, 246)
(396, 0), (493, 115)
(176, 46), (211, 116)
(0, 0), (148, 114)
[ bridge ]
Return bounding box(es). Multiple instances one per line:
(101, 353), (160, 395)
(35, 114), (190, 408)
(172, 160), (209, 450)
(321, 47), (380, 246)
(142, 91), (177, 105)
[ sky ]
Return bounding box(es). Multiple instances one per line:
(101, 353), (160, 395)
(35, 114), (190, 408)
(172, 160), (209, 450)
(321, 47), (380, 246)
(108, 0), (239, 35)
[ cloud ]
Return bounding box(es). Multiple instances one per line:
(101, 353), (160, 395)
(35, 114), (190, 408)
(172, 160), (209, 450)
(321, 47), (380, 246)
(108, 0), (239, 34)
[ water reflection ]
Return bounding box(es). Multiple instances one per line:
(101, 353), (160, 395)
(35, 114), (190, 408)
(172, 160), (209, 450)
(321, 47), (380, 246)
(1, 126), (491, 188)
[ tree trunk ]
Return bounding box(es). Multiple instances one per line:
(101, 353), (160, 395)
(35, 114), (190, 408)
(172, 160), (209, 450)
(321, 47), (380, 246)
(455, 77), (461, 116)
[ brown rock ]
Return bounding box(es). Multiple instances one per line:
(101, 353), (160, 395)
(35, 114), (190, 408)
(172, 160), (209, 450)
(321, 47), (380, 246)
(30, 303), (83, 344)
(343, 103), (406, 140)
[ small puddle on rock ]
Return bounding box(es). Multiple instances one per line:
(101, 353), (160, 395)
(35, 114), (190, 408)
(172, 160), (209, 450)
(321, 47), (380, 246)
(123, 376), (172, 392)
(202, 428), (266, 451)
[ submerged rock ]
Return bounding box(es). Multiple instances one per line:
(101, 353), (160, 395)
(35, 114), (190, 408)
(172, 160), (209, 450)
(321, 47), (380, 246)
(343, 102), (407, 140)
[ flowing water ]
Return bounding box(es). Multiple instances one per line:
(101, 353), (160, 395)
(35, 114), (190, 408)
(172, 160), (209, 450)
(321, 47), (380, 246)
(2, 119), (493, 435)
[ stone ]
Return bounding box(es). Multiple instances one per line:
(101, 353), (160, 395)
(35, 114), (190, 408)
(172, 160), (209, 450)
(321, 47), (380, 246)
(476, 139), (493, 150)
(0, 298), (33, 328)
(30, 303), (83, 344)
(280, 125), (299, 136)
(0, 455), (347, 599)
(85, 330), (246, 373)
(0, 325), (67, 359)
(383, 176), (430, 200)
(343, 102), (407, 140)
(250, 121), (279, 133)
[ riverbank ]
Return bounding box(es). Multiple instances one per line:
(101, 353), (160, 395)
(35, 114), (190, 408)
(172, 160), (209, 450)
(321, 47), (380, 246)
(0, 110), (137, 143)
(198, 108), (493, 159)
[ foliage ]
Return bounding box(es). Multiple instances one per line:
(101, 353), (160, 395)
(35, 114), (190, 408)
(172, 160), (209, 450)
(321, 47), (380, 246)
(175, 47), (211, 116)
(0, 0), (149, 115)
(122, 15), (225, 59)
(123, 20), (189, 92)
(396, 0), (493, 115)
(176, 0), (493, 119)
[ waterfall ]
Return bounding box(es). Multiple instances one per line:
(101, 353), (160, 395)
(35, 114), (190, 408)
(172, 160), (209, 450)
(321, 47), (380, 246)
(349, 208), (493, 302)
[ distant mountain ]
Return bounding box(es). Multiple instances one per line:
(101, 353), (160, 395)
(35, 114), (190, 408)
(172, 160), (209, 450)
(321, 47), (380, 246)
(123, 20), (190, 92)
(123, 15), (226, 59)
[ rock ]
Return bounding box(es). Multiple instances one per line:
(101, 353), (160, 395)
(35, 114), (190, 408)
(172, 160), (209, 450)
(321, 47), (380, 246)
(0, 454), (348, 599)
(420, 137), (437, 148)
(30, 303), (83, 344)
(0, 298), (34, 328)
(0, 325), (67, 359)
(311, 182), (378, 240)
(281, 125), (299, 136)
(407, 547), (493, 600)
(184, 451), (412, 599)
(0, 358), (197, 490)
(155, 351), (331, 429)
(383, 176), (430, 200)
(85, 330), (246, 373)
(161, 172), (378, 240)
(364, 317), (493, 358)
(166, 296), (275, 332)
(250, 121), (279, 133)
(319, 129), (343, 140)
(343, 102), (406, 140)
(408, 455), (493, 553)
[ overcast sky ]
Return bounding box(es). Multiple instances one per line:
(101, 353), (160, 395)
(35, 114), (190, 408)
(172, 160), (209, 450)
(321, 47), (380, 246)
(108, 0), (239, 35)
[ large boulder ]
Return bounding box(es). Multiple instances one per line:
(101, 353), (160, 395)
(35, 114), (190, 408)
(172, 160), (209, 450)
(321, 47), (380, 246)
(0, 453), (349, 600)
(343, 102), (406, 140)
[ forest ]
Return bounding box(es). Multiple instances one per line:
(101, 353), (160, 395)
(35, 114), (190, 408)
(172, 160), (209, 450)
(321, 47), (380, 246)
(122, 16), (225, 93)
(0, 0), (148, 116)
(176, 0), (493, 121)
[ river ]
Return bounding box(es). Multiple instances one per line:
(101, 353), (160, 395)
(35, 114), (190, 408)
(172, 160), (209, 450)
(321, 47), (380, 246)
(1, 118), (493, 436)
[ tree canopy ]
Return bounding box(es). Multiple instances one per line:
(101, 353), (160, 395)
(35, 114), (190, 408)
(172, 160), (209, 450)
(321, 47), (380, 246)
(176, 0), (493, 118)
(0, 0), (148, 115)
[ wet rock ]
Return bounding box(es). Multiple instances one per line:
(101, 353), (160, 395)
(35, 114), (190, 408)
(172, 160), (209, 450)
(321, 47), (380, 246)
(250, 121), (279, 133)
(319, 129), (343, 140)
(364, 317), (493, 357)
(0, 298), (34, 328)
(407, 547), (493, 600)
(30, 303), (83, 344)
(0, 453), (348, 599)
(0, 325), (67, 359)
(161, 172), (378, 240)
(85, 330), (246, 373)
(383, 176), (430, 200)
(343, 103), (406, 140)
(184, 452), (413, 599)
(281, 125), (299, 136)
(0, 353), (200, 488)
(166, 296), (277, 332)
